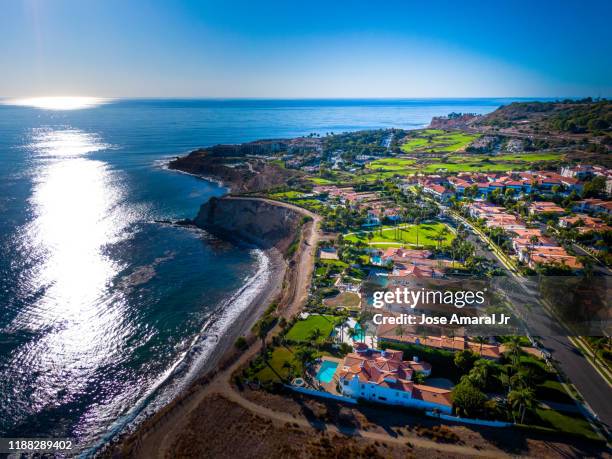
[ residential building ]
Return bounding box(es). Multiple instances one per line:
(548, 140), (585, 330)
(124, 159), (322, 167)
(377, 332), (502, 360)
(337, 345), (452, 413)
(573, 199), (612, 216)
(528, 201), (565, 215)
(423, 184), (452, 202)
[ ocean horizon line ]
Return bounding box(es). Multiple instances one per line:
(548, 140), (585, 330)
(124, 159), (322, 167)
(0, 95), (594, 102)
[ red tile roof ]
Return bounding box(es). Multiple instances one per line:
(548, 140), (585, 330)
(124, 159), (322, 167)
(412, 384), (452, 407)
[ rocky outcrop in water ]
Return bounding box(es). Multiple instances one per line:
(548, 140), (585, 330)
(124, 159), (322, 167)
(193, 197), (303, 253)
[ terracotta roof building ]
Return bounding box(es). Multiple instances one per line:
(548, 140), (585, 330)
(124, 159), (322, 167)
(337, 346), (452, 413)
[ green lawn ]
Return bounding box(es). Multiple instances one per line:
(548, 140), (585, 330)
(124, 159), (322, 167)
(421, 161), (520, 173)
(400, 137), (433, 152)
(531, 408), (600, 441)
(285, 315), (339, 342)
(536, 379), (574, 405)
(420, 129), (445, 135)
(400, 130), (480, 153)
(491, 152), (562, 162)
(270, 190), (306, 199)
(344, 223), (454, 248)
(367, 158), (417, 171)
(291, 199), (327, 212)
(319, 259), (348, 268)
(254, 345), (301, 383)
(308, 176), (335, 185)
(356, 170), (413, 182)
(358, 151), (561, 180)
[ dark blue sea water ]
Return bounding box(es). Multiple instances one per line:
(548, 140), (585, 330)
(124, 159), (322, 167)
(0, 98), (524, 454)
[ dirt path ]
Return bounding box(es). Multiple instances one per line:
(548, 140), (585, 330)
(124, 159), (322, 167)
(130, 199), (321, 458)
(210, 389), (504, 458)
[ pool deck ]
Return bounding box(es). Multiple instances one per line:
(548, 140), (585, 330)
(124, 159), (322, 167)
(314, 356), (342, 394)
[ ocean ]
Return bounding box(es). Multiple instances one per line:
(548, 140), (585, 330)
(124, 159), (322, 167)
(0, 98), (522, 454)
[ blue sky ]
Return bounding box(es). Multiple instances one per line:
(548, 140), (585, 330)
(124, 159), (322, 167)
(1, 0), (610, 98)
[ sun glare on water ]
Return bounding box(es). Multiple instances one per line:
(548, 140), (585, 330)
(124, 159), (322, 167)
(7, 127), (137, 417)
(3, 96), (108, 110)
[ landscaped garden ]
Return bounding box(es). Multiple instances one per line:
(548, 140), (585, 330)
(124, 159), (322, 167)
(344, 223), (454, 248)
(355, 150), (563, 181)
(400, 129), (480, 153)
(378, 336), (603, 442)
(284, 314), (340, 343)
(366, 158), (416, 171)
(253, 345), (301, 382)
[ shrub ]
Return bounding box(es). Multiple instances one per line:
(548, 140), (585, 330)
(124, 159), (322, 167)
(454, 349), (479, 375)
(234, 336), (248, 351)
(416, 425), (461, 443)
(452, 381), (486, 417)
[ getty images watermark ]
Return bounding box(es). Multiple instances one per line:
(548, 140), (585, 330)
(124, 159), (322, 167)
(371, 287), (511, 326)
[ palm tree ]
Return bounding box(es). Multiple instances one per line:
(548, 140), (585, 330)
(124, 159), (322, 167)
(308, 327), (323, 348)
(528, 235), (540, 261)
(295, 347), (316, 378)
(337, 314), (348, 342)
(414, 216), (421, 247)
(434, 227), (449, 251)
(357, 313), (371, 343)
(469, 359), (495, 390)
(473, 336), (487, 356)
(499, 367), (512, 395)
(505, 336), (523, 370)
(508, 387), (535, 424)
(460, 370), (484, 390)
(257, 322), (270, 354)
(282, 361), (295, 382)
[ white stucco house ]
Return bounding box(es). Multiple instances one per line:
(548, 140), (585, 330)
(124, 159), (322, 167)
(337, 344), (452, 414)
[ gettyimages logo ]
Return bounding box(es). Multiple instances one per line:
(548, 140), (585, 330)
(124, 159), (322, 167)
(372, 287), (487, 309)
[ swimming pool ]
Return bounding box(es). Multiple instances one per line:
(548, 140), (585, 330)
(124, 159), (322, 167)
(316, 360), (338, 383)
(353, 323), (365, 341)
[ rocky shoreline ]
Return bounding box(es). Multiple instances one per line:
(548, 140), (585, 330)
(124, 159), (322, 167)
(102, 160), (313, 456)
(168, 145), (303, 193)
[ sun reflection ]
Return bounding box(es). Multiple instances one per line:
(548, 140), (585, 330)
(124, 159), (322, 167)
(31, 128), (112, 157)
(3, 96), (109, 110)
(9, 128), (137, 412)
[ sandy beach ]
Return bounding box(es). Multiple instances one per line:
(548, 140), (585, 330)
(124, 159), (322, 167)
(191, 246), (287, 382)
(104, 198), (320, 457)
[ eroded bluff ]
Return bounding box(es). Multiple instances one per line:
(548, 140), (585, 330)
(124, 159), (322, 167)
(194, 197), (302, 253)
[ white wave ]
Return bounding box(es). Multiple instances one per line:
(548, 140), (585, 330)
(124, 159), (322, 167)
(86, 247), (271, 457)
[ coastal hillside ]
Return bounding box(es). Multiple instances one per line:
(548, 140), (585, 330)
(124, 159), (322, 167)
(194, 197), (305, 253)
(477, 99), (611, 133)
(169, 151), (302, 193)
(430, 99), (611, 137)
(428, 99), (611, 167)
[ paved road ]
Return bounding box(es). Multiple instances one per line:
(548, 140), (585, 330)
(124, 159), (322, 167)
(571, 242), (612, 277)
(443, 209), (612, 431)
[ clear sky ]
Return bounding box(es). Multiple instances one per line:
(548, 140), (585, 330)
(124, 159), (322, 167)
(1, 0), (611, 98)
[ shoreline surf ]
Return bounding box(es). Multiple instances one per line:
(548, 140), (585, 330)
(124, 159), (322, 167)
(90, 220), (286, 457)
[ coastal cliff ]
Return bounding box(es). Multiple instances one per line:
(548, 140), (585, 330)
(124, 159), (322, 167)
(193, 197), (304, 254)
(169, 150), (302, 193)
(429, 113), (481, 130)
